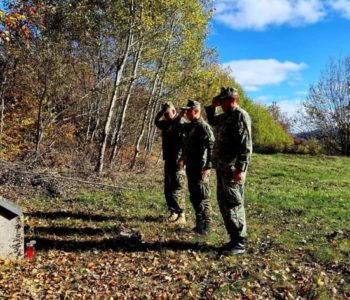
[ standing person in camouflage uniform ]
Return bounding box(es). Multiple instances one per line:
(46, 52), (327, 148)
(178, 100), (215, 235)
(205, 87), (252, 255)
(155, 102), (186, 225)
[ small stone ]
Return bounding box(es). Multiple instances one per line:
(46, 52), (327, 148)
(0, 197), (24, 259)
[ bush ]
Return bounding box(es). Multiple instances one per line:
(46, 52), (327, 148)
(286, 138), (325, 155)
(243, 101), (293, 153)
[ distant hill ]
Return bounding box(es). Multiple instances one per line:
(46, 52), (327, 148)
(294, 129), (323, 141)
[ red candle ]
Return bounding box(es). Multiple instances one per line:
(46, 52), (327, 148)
(25, 242), (35, 259)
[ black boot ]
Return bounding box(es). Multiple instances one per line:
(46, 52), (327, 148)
(219, 237), (245, 255)
(194, 220), (210, 236)
(192, 222), (204, 234)
(201, 220), (211, 235)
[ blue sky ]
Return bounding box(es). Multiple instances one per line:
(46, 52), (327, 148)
(207, 0), (350, 117)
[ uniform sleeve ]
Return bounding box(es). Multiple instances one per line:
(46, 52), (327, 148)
(203, 124), (215, 169)
(205, 105), (218, 126)
(234, 112), (252, 171)
(154, 112), (165, 129)
(179, 123), (189, 163)
(174, 116), (185, 161)
(172, 115), (183, 131)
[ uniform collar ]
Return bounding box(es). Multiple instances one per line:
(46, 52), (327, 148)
(227, 105), (239, 113)
(191, 117), (202, 123)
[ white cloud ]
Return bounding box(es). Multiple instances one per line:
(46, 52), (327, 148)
(255, 95), (272, 103)
(328, 0), (350, 18)
(271, 98), (304, 117)
(214, 0), (326, 30)
(223, 59), (307, 91)
(254, 96), (304, 117)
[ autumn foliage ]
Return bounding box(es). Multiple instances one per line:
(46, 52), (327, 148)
(0, 0), (292, 172)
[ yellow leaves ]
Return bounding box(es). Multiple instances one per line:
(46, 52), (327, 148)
(315, 271), (328, 288)
(164, 275), (172, 282)
(0, 30), (11, 42)
(5, 14), (20, 26)
(306, 245), (318, 251)
(0, 10), (30, 42)
(241, 287), (254, 299)
(177, 274), (191, 285)
(142, 266), (155, 274)
(316, 277), (325, 287)
(193, 252), (201, 262)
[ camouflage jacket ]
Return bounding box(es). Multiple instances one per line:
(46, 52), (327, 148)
(205, 105), (252, 171)
(155, 115), (184, 162)
(181, 118), (215, 169)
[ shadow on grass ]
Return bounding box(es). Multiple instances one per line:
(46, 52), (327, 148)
(30, 236), (217, 253)
(25, 211), (217, 253)
(24, 225), (121, 236)
(26, 211), (163, 223)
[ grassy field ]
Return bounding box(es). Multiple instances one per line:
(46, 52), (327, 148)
(0, 154), (349, 299)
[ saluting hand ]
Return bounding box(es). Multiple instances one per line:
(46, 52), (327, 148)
(178, 109), (186, 118)
(212, 97), (220, 108)
(156, 110), (163, 118)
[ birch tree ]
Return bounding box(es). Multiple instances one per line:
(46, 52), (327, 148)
(303, 56), (350, 155)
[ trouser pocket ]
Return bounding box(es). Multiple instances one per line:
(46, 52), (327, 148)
(199, 177), (210, 199)
(226, 181), (243, 208)
(175, 169), (186, 188)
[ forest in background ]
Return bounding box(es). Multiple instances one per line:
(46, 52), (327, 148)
(0, 0), (293, 174)
(0, 2), (349, 298)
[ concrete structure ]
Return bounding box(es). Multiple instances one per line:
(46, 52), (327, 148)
(0, 197), (24, 259)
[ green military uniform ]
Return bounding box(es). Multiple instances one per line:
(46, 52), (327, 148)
(181, 101), (215, 233)
(205, 101), (252, 244)
(155, 111), (186, 216)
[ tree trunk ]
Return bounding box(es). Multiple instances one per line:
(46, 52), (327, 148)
(130, 16), (176, 169)
(0, 75), (6, 142)
(130, 72), (160, 169)
(85, 98), (93, 142)
(144, 42), (172, 157)
(109, 38), (144, 166)
(96, 0), (134, 175)
(144, 94), (159, 153)
(86, 48), (105, 143)
(89, 90), (103, 143)
(145, 79), (164, 154)
(35, 96), (45, 154)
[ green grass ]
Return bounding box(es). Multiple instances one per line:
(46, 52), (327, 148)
(246, 154), (350, 266)
(1, 153), (349, 299)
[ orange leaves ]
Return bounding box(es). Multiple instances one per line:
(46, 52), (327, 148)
(5, 13), (26, 26)
(0, 10), (32, 43)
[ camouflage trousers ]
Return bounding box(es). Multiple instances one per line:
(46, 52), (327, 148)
(186, 165), (211, 229)
(164, 161), (186, 214)
(216, 166), (247, 241)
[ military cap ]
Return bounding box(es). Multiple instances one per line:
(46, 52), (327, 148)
(161, 101), (175, 113)
(215, 87), (239, 102)
(181, 99), (201, 110)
